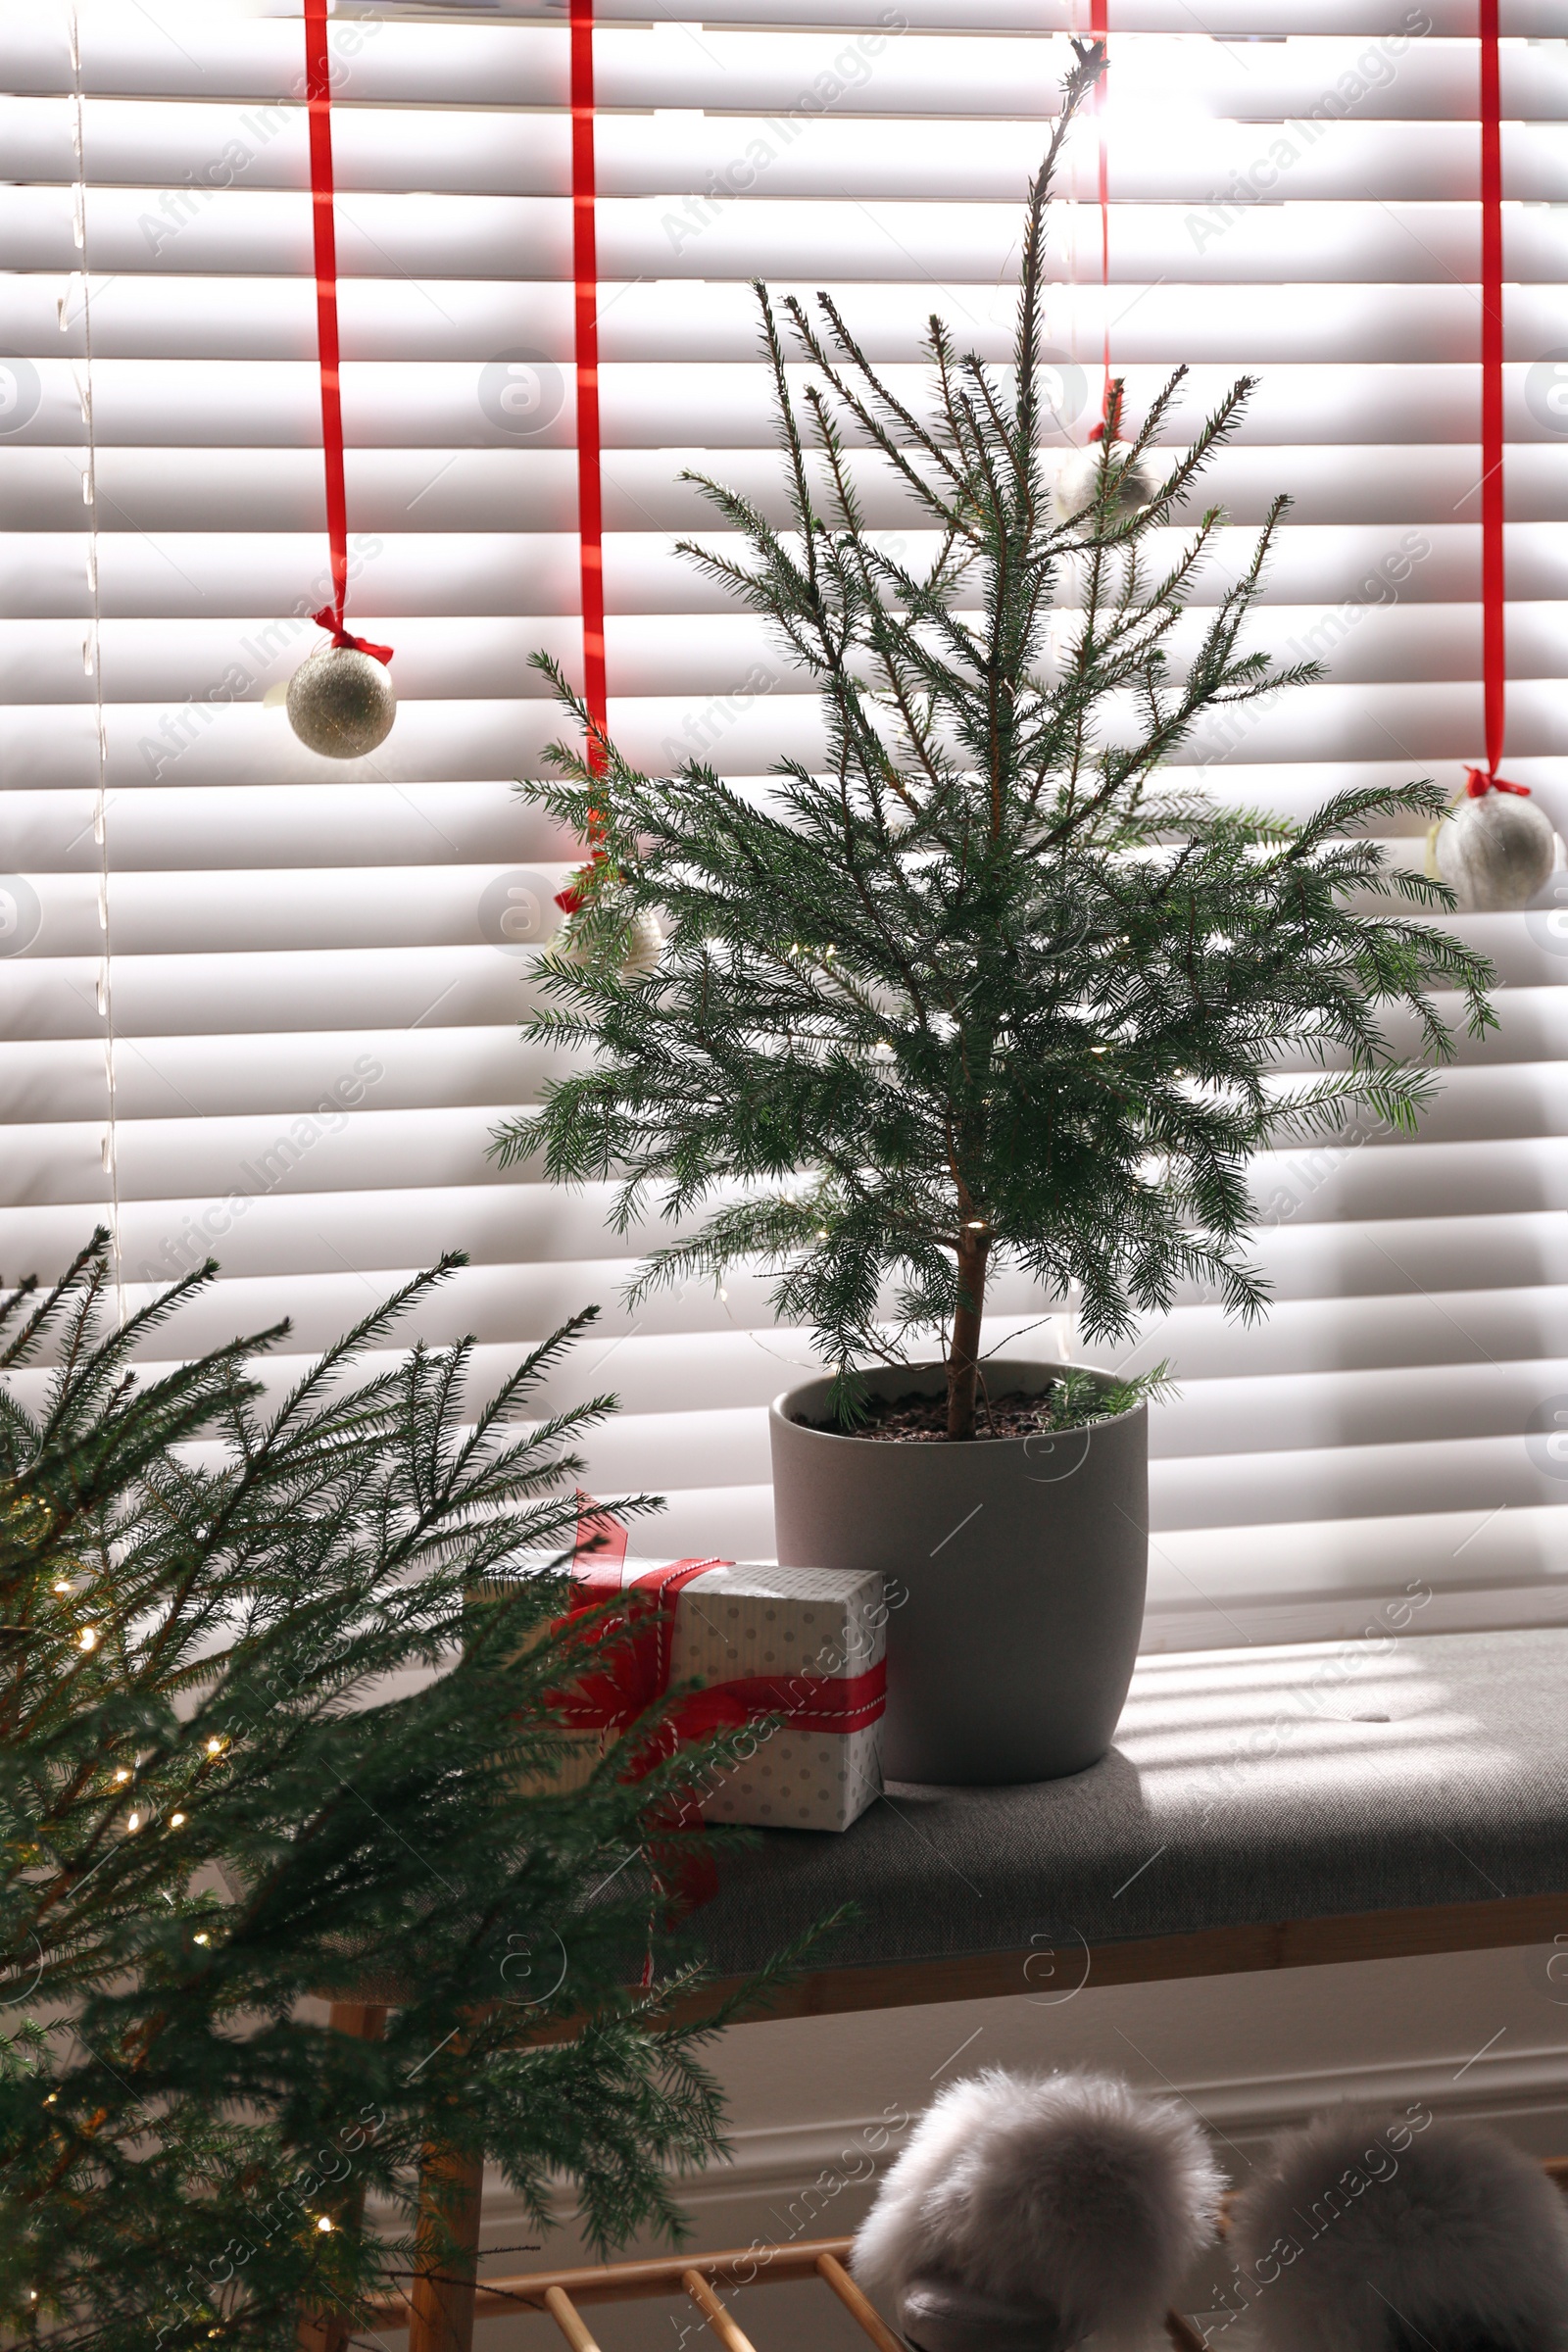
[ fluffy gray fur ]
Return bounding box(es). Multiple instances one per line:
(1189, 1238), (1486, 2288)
(851, 2067), (1225, 2351)
(1226, 2109), (1568, 2352)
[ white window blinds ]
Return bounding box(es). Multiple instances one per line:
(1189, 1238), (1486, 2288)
(1, 0), (1564, 1648)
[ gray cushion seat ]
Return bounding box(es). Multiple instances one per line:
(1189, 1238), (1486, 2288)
(696, 1628), (1568, 1982)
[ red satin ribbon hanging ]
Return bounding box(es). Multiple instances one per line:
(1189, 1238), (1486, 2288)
(570, 0), (609, 788)
(1476, 0), (1505, 784)
(1089, 0), (1112, 435)
(302, 0), (391, 665)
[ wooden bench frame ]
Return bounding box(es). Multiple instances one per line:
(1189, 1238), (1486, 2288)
(690, 1889), (1568, 2025)
(298, 1894), (1568, 2352)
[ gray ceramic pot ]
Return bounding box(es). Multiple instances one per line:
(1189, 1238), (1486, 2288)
(769, 1361), (1147, 1786)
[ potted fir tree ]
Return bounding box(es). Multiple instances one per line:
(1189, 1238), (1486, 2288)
(497, 44), (1493, 1786)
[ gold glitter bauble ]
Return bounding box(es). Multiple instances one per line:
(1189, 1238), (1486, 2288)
(1436, 790), (1555, 911)
(286, 644), (396, 758)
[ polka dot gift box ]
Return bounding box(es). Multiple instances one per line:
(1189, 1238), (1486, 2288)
(535, 1513), (888, 1833)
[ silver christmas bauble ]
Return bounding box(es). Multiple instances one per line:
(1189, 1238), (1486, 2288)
(1051, 443), (1156, 529)
(1435, 790), (1555, 912)
(286, 643), (396, 759)
(559, 906), (664, 978)
(619, 908), (665, 978)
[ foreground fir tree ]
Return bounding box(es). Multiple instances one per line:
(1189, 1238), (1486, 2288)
(497, 42), (1493, 1440)
(0, 1237), (800, 2351)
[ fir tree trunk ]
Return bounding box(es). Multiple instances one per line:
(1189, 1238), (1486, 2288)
(946, 1231), (990, 1441)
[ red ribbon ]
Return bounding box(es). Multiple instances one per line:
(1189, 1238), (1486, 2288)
(1475, 0), (1504, 787)
(548, 1503), (884, 1920)
(570, 0), (609, 794)
(1465, 765), (1530, 799)
(303, 0), (391, 662)
(559, 1558), (734, 1733)
(1091, 0), (1111, 427)
(558, 1554), (887, 1741)
(311, 608), (393, 665)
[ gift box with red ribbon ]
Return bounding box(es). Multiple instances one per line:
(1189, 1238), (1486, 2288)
(549, 1513), (887, 1833)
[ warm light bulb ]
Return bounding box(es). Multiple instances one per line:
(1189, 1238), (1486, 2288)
(206, 1738), (223, 1755)
(114, 1769), (130, 1784)
(316, 2216), (333, 2233)
(53, 1581), (72, 1594)
(77, 1627), (97, 1651)
(194, 1933), (211, 1946)
(170, 1812), (185, 1828)
(125, 1812), (140, 1832)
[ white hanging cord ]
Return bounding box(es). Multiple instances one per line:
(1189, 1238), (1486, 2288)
(69, 4), (123, 1322)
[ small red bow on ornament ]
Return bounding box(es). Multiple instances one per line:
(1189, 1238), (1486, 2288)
(1464, 766), (1531, 799)
(312, 608), (394, 665)
(555, 848), (611, 915)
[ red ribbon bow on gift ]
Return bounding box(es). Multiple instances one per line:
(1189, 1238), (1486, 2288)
(550, 1497), (886, 1914)
(311, 608), (394, 665)
(1464, 766), (1531, 799)
(557, 1502), (886, 1743)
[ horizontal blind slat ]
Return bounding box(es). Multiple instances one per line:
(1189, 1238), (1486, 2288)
(7, 445), (1565, 531)
(7, 279), (1568, 368)
(1, 1), (1559, 1639)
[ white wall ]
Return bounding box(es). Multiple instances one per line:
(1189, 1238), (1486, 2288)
(458, 1943), (1568, 2350)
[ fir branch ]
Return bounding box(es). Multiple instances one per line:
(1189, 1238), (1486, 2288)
(1, 1261), (832, 2345)
(500, 70), (1494, 1439)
